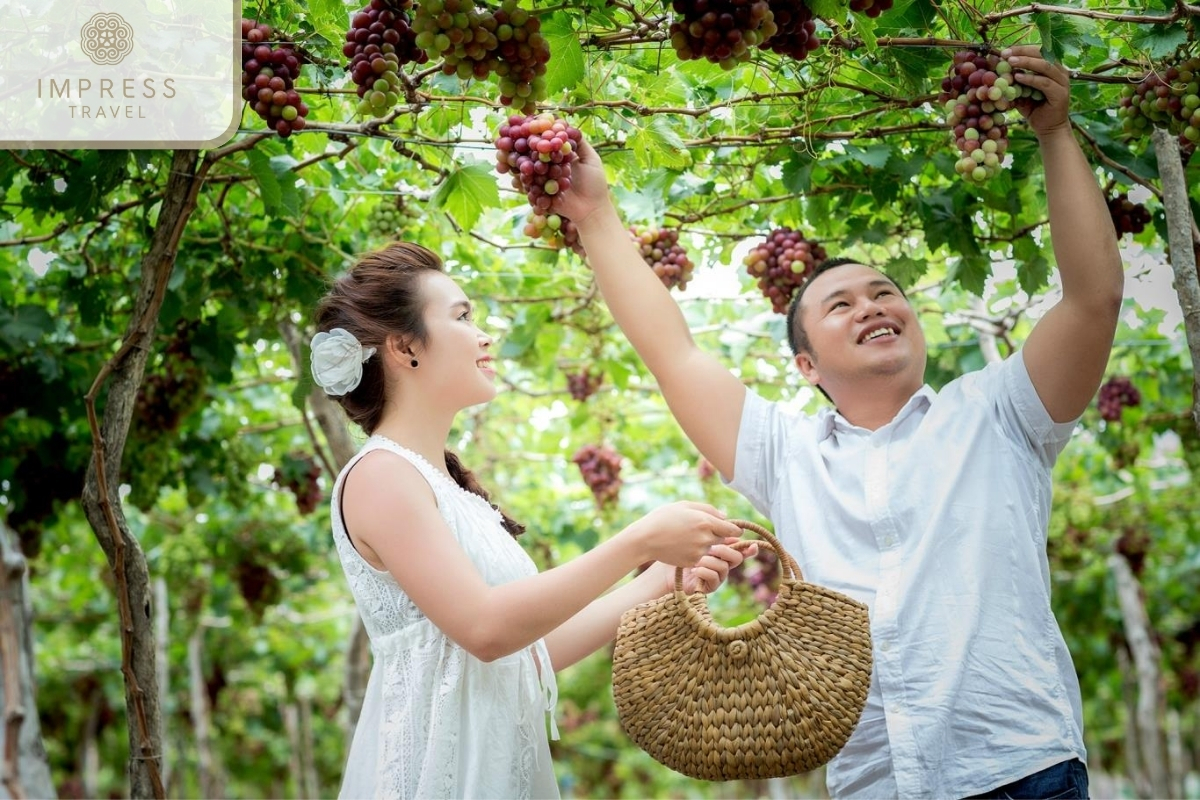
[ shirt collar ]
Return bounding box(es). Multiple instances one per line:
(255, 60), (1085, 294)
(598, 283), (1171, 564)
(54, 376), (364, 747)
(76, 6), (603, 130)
(815, 384), (936, 440)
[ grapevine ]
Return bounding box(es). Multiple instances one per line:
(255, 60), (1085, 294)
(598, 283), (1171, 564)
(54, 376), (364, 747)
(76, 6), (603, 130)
(742, 227), (827, 314)
(938, 48), (1044, 184)
(240, 19), (309, 137)
(572, 444), (623, 507)
(345, 0), (428, 119)
(631, 226), (695, 291)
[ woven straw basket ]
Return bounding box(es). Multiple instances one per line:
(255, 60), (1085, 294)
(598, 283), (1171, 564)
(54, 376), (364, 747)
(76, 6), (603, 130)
(612, 519), (873, 781)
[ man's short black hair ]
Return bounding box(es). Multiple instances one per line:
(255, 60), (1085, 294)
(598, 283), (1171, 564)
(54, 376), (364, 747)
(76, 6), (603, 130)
(785, 257), (908, 357)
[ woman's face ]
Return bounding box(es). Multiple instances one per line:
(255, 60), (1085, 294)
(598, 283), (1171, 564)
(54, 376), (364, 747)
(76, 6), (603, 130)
(410, 271), (497, 409)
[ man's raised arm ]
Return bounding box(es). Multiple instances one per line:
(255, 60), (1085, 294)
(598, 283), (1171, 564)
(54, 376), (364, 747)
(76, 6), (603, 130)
(555, 142), (747, 479)
(1010, 46), (1125, 422)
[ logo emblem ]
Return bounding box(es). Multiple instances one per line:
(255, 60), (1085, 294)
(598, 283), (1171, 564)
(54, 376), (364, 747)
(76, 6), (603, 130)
(80, 13), (134, 66)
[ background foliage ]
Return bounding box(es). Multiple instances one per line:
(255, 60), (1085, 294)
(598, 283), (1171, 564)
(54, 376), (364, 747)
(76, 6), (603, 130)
(1, 0), (1198, 796)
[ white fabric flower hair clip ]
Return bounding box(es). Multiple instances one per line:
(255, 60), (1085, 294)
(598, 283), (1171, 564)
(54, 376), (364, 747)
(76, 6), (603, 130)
(310, 328), (377, 396)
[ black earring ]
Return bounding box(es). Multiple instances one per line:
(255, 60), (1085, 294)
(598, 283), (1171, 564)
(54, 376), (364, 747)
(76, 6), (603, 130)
(410, 358), (419, 368)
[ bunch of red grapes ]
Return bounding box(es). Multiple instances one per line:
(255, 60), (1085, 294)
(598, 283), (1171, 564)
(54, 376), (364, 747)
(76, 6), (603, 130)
(412, 0), (549, 112)
(760, 0), (820, 61)
(939, 48), (1043, 184)
(667, 0), (778, 69)
(413, 0), (498, 81)
(345, 0), (427, 118)
(849, 0), (893, 17)
(240, 20), (309, 137)
(493, 0), (551, 114)
(274, 454), (323, 515)
(724, 544), (780, 606)
(1097, 376), (1141, 422)
(1107, 193), (1152, 238)
(523, 211), (582, 254)
(631, 226), (695, 291)
(1118, 56), (1200, 145)
(566, 370), (603, 402)
(572, 444), (623, 507)
(495, 113), (586, 254)
(742, 228), (827, 314)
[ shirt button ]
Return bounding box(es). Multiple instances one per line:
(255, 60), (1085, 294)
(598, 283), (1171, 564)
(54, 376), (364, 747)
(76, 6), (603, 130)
(884, 534), (897, 547)
(880, 640), (891, 653)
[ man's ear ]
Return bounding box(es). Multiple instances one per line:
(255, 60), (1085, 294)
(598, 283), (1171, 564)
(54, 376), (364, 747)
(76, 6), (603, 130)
(794, 351), (820, 386)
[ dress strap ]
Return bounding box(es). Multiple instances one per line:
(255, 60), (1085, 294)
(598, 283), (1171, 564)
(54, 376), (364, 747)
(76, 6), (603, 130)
(531, 639), (559, 741)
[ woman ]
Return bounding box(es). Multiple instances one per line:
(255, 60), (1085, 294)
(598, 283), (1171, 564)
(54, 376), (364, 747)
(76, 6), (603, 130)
(312, 242), (750, 799)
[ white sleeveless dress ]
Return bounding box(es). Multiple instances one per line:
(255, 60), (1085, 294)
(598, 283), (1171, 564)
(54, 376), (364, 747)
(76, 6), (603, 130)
(332, 435), (559, 799)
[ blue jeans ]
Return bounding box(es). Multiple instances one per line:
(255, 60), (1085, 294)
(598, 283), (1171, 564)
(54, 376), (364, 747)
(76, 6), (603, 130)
(965, 759), (1089, 799)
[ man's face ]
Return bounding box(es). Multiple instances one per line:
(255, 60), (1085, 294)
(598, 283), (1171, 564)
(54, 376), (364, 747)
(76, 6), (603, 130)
(793, 263), (927, 397)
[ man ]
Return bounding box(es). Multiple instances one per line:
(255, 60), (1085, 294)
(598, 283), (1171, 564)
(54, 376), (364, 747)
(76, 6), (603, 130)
(556, 46), (1122, 798)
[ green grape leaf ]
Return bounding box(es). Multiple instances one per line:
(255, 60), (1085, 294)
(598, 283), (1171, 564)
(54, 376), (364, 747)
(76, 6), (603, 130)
(630, 117), (690, 171)
(946, 253), (991, 296)
(808, 0), (848, 20)
(542, 17), (586, 95)
(1014, 237), (1052, 294)
(247, 149), (283, 215)
(1033, 12), (1083, 62)
(854, 14), (878, 53)
(304, 0), (350, 47)
(1130, 24), (1188, 60)
(882, 255), (927, 289)
(0, 304), (55, 346)
(430, 163), (499, 231)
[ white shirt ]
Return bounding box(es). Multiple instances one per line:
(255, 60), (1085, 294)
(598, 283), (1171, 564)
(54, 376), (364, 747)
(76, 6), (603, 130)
(727, 351), (1086, 799)
(332, 436), (559, 800)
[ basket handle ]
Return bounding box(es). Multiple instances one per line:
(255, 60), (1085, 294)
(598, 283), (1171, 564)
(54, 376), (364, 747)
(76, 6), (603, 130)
(673, 518), (802, 593)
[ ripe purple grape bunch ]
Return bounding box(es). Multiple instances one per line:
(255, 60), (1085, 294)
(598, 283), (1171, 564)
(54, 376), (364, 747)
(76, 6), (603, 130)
(345, 0), (428, 119)
(760, 0), (819, 61)
(631, 226), (695, 291)
(241, 19), (309, 137)
(849, 0), (893, 18)
(668, 0), (778, 69)
(1106, 193), (1152, 238)
(566, 370), (603, 402)
(571, 444), (623, 507)
(1097, 376), (1141, 423)
(742, 227), (827, 314)
(939, 48), (1044, 184)
(495, 112), (586, 254)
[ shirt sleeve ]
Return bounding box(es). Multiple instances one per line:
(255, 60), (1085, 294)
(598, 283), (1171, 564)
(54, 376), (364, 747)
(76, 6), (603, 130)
(992, 349), (1081, 466)
(723, 388), (792, 517)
